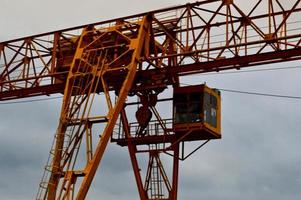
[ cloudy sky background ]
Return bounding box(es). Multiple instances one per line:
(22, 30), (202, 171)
(1, 0), (301, 199)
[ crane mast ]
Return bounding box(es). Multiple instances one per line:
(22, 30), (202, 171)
(0, 0), (301, 199)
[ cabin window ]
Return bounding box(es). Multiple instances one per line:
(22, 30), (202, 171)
(174, 92), (202, 124)
(204, 92), (218, 127)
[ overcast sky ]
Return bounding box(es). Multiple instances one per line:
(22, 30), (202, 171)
(1, 0), (301, 200)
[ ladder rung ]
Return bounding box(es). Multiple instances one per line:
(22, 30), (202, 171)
(67, 116), (108, 126)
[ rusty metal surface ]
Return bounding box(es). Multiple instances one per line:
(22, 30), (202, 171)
(1, 0), (300, 100)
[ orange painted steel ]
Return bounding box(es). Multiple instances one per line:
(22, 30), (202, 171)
(1, 0), (300, 101)
(0, 1), (301, 200)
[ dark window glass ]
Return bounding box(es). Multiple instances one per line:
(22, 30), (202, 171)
(174, 92), (202, 124)
(174, 93), (186, 102)
(204, 92), (218, 127)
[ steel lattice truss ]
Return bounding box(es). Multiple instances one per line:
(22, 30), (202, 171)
(1, 0), (300, 100)
(0, 1), (301, 200)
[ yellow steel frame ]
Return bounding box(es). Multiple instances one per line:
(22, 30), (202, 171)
(36, 16), (151, 200)
(76, 16), (151, 200)
(0, 1), (300, 200)
(203, 86), (221, 135)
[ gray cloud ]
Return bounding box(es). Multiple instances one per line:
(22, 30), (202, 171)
(1, 0), (301, 200)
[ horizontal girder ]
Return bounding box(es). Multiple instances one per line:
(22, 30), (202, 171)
(1, 0), (301, 101)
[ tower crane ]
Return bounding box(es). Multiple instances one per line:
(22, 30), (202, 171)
(0, 0), (301, 199)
